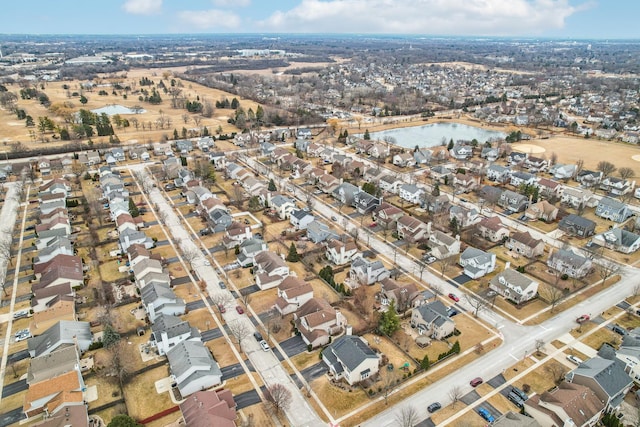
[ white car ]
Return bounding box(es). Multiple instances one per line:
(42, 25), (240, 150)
(567, 355), (583, 365)
(260, 340), (270, 351)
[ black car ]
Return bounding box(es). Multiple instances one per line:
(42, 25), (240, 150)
(218, 281), (226, 289)
(511, 386), (528, 401)
(253, 331), (264, 342)
(199, 228), (211, 236)
(164, 183), (175, 191)
(427, 402), (441, 413)
(612, 325), (628, 336)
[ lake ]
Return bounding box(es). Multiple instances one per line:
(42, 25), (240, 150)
(364, 122), (506, 149)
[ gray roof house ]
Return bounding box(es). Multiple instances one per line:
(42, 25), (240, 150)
(332, 182), (360, 206)
(459, 247), (496, 279)
(348, 256), (390, 288)
(498, 189), (529, 212)
(352, 191), (380, 214)
(209, 207), (234, 232)
(565, 345), (633, 410)
(486, 164), (512, 183)
(290, 208), (315, 230)
(322, 335), (380, 385)
(489, 267), (539, 304)
(175, 139), (194, 153)
(558, 214), (596, 238)
(592, 228), (640, 254)
(595, 197), (633, 223)
(410, 300), (455, 340)
(306, 220), (337, 244)
(141, 282), (186, 321)
(119, 228), (154, 252)
(166, 340), (222, 397)
(151, 314), (201, 356)
(27, 320), (92, 358)
(547, 248), (593, 278)
(237, 238), (268, 267)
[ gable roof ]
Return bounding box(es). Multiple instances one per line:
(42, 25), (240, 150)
(567, 353), (632, 400)
(27, 320), (91, 358)
(327, 335), (378, 371)
(179, 390), (237, 427)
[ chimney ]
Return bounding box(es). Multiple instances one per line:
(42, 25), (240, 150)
(505, 261), (511, 271)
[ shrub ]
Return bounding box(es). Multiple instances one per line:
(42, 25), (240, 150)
(561, 273), (569, 280)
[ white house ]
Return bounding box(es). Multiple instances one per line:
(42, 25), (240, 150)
(398, 184), (425, 204)
(166, 341), (222, 397)
(348, 256), (389, 288)
(322, 335), (380, 385)
(254, 251), (290, 290)
(459, 247), (496, 279)
(547, 248), (592, 278)
(290, 208), (315, 230)
(489, 266), (539, 304)
(274, 277), (314, 316)
(151, 314), (201, 356)
(326, 238), (360, 266)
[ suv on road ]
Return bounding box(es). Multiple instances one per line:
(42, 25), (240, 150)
(427, 402), (441, 413)
(254, 331), (264, 342)
(507, 391), (525, 408)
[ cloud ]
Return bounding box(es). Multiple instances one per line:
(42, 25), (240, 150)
(122, 0), (162, 15)
(256, 0), (586, 35)
(212, 0), (251, 7)
(178, 9), (241, 30)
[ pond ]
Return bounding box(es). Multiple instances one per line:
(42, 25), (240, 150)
(363, 122), (506, 149)
(91, 105), (146, 116)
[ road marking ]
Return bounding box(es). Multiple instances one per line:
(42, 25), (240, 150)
(509, 353), (519, 361)
(539, 325), (549, 331)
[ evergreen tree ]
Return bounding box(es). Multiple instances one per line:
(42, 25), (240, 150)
(447, 139), (454, 150)
(107, 415), (142, 427)
(432, 182), (440, 196)
(129, 198), (139, 217)
(378, 301), (400, 335)
(363, 129), (371, 140)
(421, 355), (430, 370)
(268, 179), (277, 191)
(286, 243), (300, 262)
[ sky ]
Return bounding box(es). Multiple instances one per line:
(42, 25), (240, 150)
(2, 0), (639, 39)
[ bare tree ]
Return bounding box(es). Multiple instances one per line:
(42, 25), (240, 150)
(395, 405), (419, 427)
(540, 284), (564, 312)
(597, 258), (621, 286)
(436, 256), (454, 278)
(597, 161), (616, 179)
(619, 167), (634, 180)
(264, 308), (283, 340)
(265, 383), (292, 414)
(430, 283), (443, 300)
(545, 363), (567, 386)
(352, 286), (372, 318)
(535, 339), (545, 356)
(210, 292), (233, 313)
(549, 152), (558, 166)
(574, 159), (584, 178)
(181, 245), (202, 268)
(464, 294), (488, 317)
(228, 319), (252, 348)
(0, 228), (14, 267)
(382, 371), (398, 405)
(448, 385), (463, 408)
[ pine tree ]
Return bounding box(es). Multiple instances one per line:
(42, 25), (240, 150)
(286, 243), (300, 262)
(363, 129), (370, 140)
(268, 179), (277, 191)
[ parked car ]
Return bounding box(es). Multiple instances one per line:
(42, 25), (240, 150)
(576, 314), (590, 323)
(446, 307), (459, 317)
(369, 222), (377, 228)
(235, 306), (244, 315)
(511, 386), (528, 401)
(477, 407), (494, 422)
(13, 310), (29, 319)
(427, 402), (441, 413)
(331, 216), (338, 221)
(448, 293), (460, 302)
(424, 255), (437, 264)
(470, 377), (483, 387)
(567, 355), (583, 365)
(218, 304), (226, 313)
(164, 183), (175, 191)
(612, 324), (628, 336)
(507, 391), (525, 408)
(199, 228), (211, 236)
(218, 281), (226, 289)
(260, 340), (270, 351)
(254, 332), (264, 342)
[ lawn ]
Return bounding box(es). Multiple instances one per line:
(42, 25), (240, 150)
(224, 373), (262, 396)
(581, 328), (620, 351)
(123, 365), (172, 420)
(206, 337), (241, 367)
(363, 333), (417, 371)
(85, 375), (122, 410)
(291, 350), (323, 371)
(310, 375), (370, 420)
(239, 404), (278, 427)
(517, 359), (566, 395)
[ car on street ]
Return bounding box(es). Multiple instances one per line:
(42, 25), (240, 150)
(470, 377), (483, 387)
(13, 310), (29, 319)
(254, 331), (264, 342)
(203, 259), (210, 266)
(218, 281), (226, 289)
(369, 222), (377, 228)
(218, 304), (226, 313)
(331, 216), (338, 221)
(427, 402), (441, 413)
(260, 340), (270, 351)
(477, 407), (494, 422)
(576, 314), (590, 323)
(448, 293), (460, 302)
(235, 306), (244, 314)
(567, 355), (583, 365)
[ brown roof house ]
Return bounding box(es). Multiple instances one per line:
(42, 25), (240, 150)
(179, 389), (237, 427)
(254, 251), (290, 290)
(23, 370), (84, 419)
(476, 216), (510, 243)
(524, 382), (604, 427)
(274, 277), (314, 316)
(525, 200), (559, 222)
(326, 238), (359, 266)
(294, 298), (345, 349)
(373, 202), (404, 230)
(29, 299), (76, 337)
(505, 231), (545, 258)
(33, 256), (84, 291)
(379, 278), (422, 313)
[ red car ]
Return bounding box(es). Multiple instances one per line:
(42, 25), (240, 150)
(369, 222), (377, 228)
(576, 314), (590, 323)
(448, 293), (460, 302)
(218, 304), (226, 313)
(235, 306), (244, 315)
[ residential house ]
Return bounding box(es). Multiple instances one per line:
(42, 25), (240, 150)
(558, 214), (596, 238)
(410, 300), (455, 340)
(565, 345), (633, 410)
(352, 191), (380, 214)
(34, 238), (74, 265)
(23, 370), (85, 419)
(166, 341), (222, 397)
(208, 207), (233, 233)
(459, 247), (496, 279)
(379, 174), (402, 194)
(421, 193), (450, 214)
(507, 152), (527, 166)
(396, 216), (430, 243)
(486, 164), (512, 183)
(236, 238), (268, 267)
(379, 278), (421, 312)
(592, 228), (640, 254)
(478, 185), (504, 205)
(428, 231), (461, 259)
(492, 412), (540, 427)
(480, 146), (500, 162)
(536, 178), (562, 200)
(547, 248), (593, 278)
(78, 150), (101, 166)
(151, 314), (201, 356)
(274, 277), (314, 316)
(430, 165), (452, 183)
(549, 163), (577, 180)
(254, 251), (290, 290)
(332, 182), (360, 206)
(307, 142), (324, 157)
(295, 298), (345, 348)
(449, 144), (473, 160)
(392, 152), (416, 168)
(476, 216), (510, 242)
(33, 256), (84, 291)
(306, 220), (336, 244)
(413, 148), (433, 165)
(29, 299), (76, 336)
(595, 197), (633, 223)
(453, 174), (478, 193)
(119, 228), (154, 252)
(31, 283), (74, 313)
(600, 176), (634, 196)
(525, 200), (559, 222)
(27, 320), (92, 358)
(26, 346), (82, 388)
(133, 258), (164, 285)
(355, 139), (374, 154)
(222, 222), (253, 249)
(369, 142), (389, 159)
(561, 187), (596, 209)
(317, 174), (341, 194)
(616, 343), (640, 384)
(141, 282), (186, 321)
(373, 202), (404, 230)
(524, 382), (604, 427)
(576, 170), (603, 188)
(506, 231), (545, 258)
(498, 189), (529, 212)
(297, 128), (312, 139)
(326, 238), (359, 266)
(489, 267), (539, 304)
(524, 156), (548, 172)
(398, 184), (424, 204)
(363, 168), (386, 183)
(208, 152), (226, 170)
(290, 208), (315, 230)
(270, 195), (296, 220)
(349, 256), (390, 287)
(322, 335), (380, 385)
(510, 171), (538, 188)
(179, 390), (237, 427)
(449, 205), (480, 228)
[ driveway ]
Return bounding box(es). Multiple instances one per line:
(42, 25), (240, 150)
(473, 402), (502, 422)
(234, 388), (263, 409)
(1, 379), (27, 398)
(0, 408), (23, 427)
(200, 328), (222, 342)
(300, 361), (327, 382)
(278, 336), (307, 358)
(460, 390), (480, 405)
(452, 274), (472, 285)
